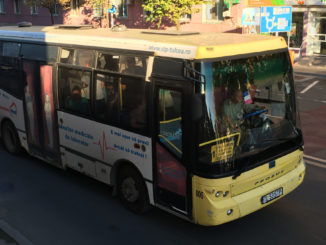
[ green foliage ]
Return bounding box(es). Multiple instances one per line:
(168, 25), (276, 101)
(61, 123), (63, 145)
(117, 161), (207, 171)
(86, 0), (106, 8)
(142, 0), (205, 29)
(24, 0), (71, 13)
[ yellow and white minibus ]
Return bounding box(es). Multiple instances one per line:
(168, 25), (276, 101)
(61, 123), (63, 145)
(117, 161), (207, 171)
(0, 25), (305, 225)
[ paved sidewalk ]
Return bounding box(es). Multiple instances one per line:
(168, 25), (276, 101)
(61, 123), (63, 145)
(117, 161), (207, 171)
(294, 56), (326, 76)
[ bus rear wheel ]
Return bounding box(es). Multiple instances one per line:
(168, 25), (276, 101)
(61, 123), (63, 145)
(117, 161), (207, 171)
(118, 166), (150, 214)
(2, 121), (21, 154)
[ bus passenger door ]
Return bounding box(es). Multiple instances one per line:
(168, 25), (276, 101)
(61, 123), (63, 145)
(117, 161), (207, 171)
(23, 61), (59, 162)
(155, 87), (187, 215)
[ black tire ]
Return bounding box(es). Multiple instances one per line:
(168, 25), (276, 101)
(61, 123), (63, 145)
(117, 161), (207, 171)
(118, 166), (150, 214)
(1, 121), (21, 154)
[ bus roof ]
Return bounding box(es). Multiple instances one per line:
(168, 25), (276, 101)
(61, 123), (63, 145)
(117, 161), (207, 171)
(0, 25), (288, 60)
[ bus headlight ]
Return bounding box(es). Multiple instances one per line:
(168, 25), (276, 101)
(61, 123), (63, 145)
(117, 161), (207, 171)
(227, 209), (233, 215)
(223, 191), (229, 197)
(215, 191), (221, 197)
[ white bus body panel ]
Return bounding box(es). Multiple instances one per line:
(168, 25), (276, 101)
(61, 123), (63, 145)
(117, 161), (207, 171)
(57, 111), (153, 182)
(0, 89), (28, 150)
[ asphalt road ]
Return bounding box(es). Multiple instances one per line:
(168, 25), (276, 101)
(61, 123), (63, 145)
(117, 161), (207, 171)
(294, 72), (326, 160)
(0, 143), (325, 245)
(0, 72), (325, 245)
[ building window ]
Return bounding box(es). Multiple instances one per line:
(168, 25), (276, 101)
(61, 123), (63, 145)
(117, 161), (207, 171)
(278, 12), (304, 49)
(0, 0), (5, 14)
(180, 14), (191, 23)
(118, 0), (128, 18)
(93, 4), (103, 18)
(54, 0), (59, 16)
(31, 1), (39, 15)
(290, 12), (304, 49)
(14, 0), (21, 14)
(205, 0), (223, 22)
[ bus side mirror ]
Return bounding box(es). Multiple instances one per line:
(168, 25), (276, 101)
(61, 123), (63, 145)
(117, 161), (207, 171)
(191, 94), (203, 122)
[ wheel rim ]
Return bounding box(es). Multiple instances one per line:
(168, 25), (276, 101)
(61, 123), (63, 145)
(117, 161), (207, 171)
(121, 177), (139, 203)
(3, 127), (15, 152)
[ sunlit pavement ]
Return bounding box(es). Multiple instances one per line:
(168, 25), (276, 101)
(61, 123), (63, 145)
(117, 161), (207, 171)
(293, 69), (326, 162)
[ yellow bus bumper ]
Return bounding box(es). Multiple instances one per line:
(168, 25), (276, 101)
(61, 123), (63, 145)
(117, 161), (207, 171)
(192, 159), (305, 226)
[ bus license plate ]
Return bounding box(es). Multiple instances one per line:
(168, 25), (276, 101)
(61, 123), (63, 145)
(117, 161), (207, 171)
(261, 187), (283, 204)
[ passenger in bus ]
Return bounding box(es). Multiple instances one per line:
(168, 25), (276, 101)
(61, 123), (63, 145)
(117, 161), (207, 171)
(67, 86), (90, 114)
(223, 89), (256, 132)
(121, 56), (145, 75)
(95, 75), (119, 123)
(81, 75), (90, 99)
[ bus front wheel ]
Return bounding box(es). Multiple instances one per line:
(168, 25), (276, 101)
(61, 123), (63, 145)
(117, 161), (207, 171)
(118, 166), (150, 214)
(1, 121), (21, 154)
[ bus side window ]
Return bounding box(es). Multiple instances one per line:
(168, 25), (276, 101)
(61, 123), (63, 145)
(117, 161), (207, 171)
(120, 56), (147, 76)
(58, 67), (91, 116)
(60, 48), (74, 64)
(97, 53), (119, 72)
(94, 73), (119, 124)
(75, 49), (94, 67)
(0, 57), (21, 98)
(2, 42), (20, 57)
(120, 77), (147, 132)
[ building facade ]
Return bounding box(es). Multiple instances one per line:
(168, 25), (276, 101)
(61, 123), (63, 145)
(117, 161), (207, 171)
(291, 2), (326, 57)
(1, 0), (324, 57)
(0, 0), (245, 33)
(0, 0), (63, 26)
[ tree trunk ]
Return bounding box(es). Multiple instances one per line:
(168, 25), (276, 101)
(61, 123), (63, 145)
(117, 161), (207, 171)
(50, 12), (54, 25)
(176, 19), (181, 31)
(104, 1), (109, 28)
(48, 8), (54, 25)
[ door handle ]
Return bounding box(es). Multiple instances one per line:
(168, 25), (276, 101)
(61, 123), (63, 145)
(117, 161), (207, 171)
(59, 118), (63, 124)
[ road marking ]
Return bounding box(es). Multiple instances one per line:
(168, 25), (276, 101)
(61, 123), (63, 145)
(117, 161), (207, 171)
(294, 77), (315, 82)
(300, 80), (319, 94)
(0, 219), (34, 245)
(304, 154), (326, 163)
(304, 159), (326, 169)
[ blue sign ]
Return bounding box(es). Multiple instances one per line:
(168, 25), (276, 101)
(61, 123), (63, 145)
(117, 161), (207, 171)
(108, 5), (117, 14)
(260, 6), (292, 33)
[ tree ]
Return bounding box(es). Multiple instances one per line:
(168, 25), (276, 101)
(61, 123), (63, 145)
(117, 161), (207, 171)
(142, 0), (206, 30)
(25, 0), (71, 25)
(86, 0), (109, 26)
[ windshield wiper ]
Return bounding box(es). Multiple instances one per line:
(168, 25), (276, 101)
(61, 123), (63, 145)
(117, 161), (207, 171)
(261, 135), (297, 143)
(232, 148), (263, 179)
(232, 155), (252, 180)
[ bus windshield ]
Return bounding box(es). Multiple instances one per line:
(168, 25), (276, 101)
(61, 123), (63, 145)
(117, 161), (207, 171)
(197, 51), (300, 175)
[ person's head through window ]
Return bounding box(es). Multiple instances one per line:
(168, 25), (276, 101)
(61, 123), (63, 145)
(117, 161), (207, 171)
(231, 89), (243, 104)
(72, 86), (82, 102)
(68, 85), (89, 114)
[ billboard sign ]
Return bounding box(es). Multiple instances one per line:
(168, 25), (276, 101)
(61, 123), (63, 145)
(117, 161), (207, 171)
(242, 7), (261, 26)
(247, 0), (326, 6)
(260, 6), (292, 33)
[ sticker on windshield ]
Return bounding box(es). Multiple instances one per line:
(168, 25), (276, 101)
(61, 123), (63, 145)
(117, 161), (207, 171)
(210, 133), (240, 163)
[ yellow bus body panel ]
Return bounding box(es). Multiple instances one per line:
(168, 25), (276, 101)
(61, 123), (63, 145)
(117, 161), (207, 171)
(192, 150), (305, 226)
(196, 38), (288, 59)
